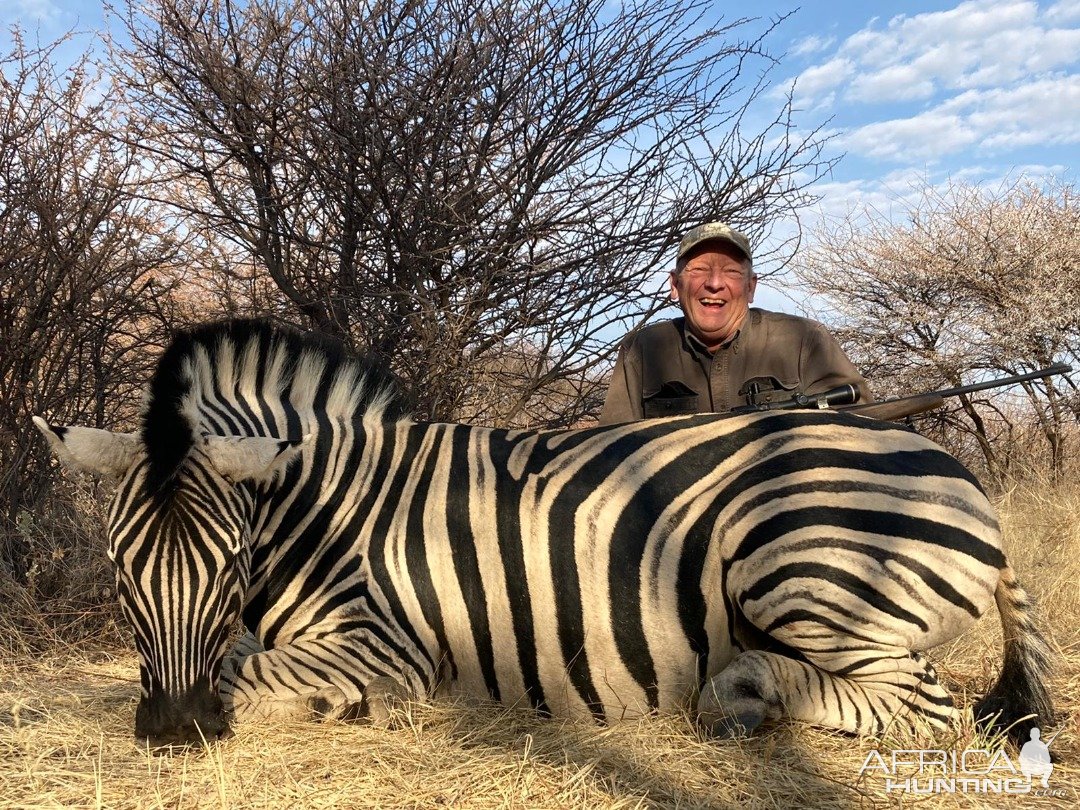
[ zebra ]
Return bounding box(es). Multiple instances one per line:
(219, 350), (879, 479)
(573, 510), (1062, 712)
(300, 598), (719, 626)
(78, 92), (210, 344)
(34, 318), (1053, 748)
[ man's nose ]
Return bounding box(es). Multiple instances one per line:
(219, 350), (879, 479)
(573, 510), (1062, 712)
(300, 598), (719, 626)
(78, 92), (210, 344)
(703, 270), (728, 289)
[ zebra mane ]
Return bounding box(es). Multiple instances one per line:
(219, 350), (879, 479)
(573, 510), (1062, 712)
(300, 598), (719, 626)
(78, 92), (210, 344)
(141, 318), (411, 492)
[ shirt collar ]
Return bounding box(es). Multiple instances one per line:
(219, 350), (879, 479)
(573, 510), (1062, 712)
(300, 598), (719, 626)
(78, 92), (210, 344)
(680, 310), (759, 358)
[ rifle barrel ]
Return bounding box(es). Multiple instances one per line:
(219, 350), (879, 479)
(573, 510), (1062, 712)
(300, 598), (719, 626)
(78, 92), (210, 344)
(932, 363), (1072, 399)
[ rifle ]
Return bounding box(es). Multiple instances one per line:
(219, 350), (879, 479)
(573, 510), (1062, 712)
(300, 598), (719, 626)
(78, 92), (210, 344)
(842, 362), (1072, 421)
(729, 363), (1072, 422)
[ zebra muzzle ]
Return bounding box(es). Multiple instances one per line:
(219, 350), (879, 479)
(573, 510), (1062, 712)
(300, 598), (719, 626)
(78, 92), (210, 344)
(135, 678), (232, 752)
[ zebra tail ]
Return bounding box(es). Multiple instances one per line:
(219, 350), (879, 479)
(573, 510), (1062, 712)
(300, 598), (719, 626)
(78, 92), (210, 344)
(973, 564), (1056, 746)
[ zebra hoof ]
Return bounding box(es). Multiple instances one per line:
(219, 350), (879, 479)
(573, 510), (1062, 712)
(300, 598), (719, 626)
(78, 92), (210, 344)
(697, 674), (768, 738)
(699, 707), (767, 738)
(307, 686), (354, 720)
(361, 677), (411, 728)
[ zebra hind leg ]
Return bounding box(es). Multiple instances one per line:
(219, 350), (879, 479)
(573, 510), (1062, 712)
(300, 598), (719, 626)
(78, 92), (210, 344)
(697, 649), (955, 738)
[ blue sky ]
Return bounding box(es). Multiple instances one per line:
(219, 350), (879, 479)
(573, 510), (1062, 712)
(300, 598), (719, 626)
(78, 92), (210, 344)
(3, 0), (1078, 312)
(765, 1), (1077, 212)
(737, 0), (1080, 307)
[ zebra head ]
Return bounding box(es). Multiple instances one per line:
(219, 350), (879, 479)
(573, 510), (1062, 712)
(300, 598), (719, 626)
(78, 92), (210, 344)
(33, 416), (303, 748)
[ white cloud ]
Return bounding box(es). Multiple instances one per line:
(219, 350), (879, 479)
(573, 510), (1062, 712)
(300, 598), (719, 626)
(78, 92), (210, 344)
(805, 178), (904, 221)
(792, 57), (855, 100)
(882, 0), (1038, 47)
(944, 75), (1080, 145)
(847, 64), (936, 103)
(1008, 162), (1071, 176)
(0, 0), (61, 21)
(1045, 0), (1080, 23)
(777, 1), (1080, 165)
(786, 0), (1080, 109)
(789, 34), (836, 57)
(1025, 27), (1080, 71)
(840, 111), (976, 162)
(803, 164), (1071, 228)
(836, 74), (1080, 162)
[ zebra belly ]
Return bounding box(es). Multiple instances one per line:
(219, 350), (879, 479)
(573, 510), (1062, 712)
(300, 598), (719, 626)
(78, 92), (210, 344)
(419, 509), (725, 720)
(434, 609), (712, 721)
(382, 429), (727, 721)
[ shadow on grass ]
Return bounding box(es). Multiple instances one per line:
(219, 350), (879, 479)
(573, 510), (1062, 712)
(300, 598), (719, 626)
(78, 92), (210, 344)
(404, 698), (870, 809)
(1, 655), (882, 808)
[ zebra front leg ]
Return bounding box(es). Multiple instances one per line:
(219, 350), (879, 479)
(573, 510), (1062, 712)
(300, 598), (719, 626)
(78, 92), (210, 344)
(219, 635), (430, 726)
(220, 629), (264, 679)
(697, 649), (954, 737)
(219, 630), (326, 721)
(220, 645), (358, 723)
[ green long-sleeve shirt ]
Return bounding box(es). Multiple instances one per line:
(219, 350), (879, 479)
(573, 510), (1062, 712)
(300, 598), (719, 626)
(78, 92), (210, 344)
(599, 310), (871, 424)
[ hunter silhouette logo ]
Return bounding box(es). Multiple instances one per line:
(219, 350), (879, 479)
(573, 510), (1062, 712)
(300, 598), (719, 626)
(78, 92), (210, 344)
(1019, 727), (1058, 788)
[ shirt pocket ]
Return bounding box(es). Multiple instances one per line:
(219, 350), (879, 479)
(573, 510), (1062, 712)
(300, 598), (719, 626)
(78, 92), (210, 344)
(643, 380), (701, 418)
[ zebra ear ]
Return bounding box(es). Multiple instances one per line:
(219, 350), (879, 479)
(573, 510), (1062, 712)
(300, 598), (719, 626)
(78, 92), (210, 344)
(200, 434), (309, 483)
(33, 416), (142, 479)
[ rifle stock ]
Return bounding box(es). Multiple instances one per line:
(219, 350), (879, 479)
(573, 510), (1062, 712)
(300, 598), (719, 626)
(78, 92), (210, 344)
(841, 393), (945, 421)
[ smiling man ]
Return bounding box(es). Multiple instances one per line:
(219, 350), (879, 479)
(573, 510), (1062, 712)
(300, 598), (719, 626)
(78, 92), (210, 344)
(599, 222), (871, 423)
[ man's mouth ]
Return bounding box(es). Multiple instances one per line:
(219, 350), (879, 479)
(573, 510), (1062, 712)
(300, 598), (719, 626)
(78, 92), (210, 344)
(700, 298), (727, 308)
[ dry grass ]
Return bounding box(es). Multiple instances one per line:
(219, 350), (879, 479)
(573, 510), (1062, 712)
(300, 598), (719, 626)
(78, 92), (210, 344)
(2, 479), (1078, 809)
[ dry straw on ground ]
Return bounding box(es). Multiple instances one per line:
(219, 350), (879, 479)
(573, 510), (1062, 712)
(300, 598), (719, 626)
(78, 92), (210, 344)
(2, 478), (1077, 809)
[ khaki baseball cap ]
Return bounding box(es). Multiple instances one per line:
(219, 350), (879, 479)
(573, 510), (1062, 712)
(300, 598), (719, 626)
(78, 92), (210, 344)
(677, 222), (752, 262)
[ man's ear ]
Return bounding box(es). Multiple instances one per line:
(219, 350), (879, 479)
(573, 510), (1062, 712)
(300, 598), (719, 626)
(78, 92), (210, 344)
(33, 416), (141, 479)
(200, 434), (310, 484)
(669, 270), (680, 302)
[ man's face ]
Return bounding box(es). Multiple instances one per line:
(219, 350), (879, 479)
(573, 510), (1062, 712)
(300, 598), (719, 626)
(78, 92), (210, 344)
(669, 240), (757, 351)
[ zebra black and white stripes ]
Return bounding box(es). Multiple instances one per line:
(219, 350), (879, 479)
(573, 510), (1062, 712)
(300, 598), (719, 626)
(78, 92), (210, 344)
(35, 318), (1053, 747)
